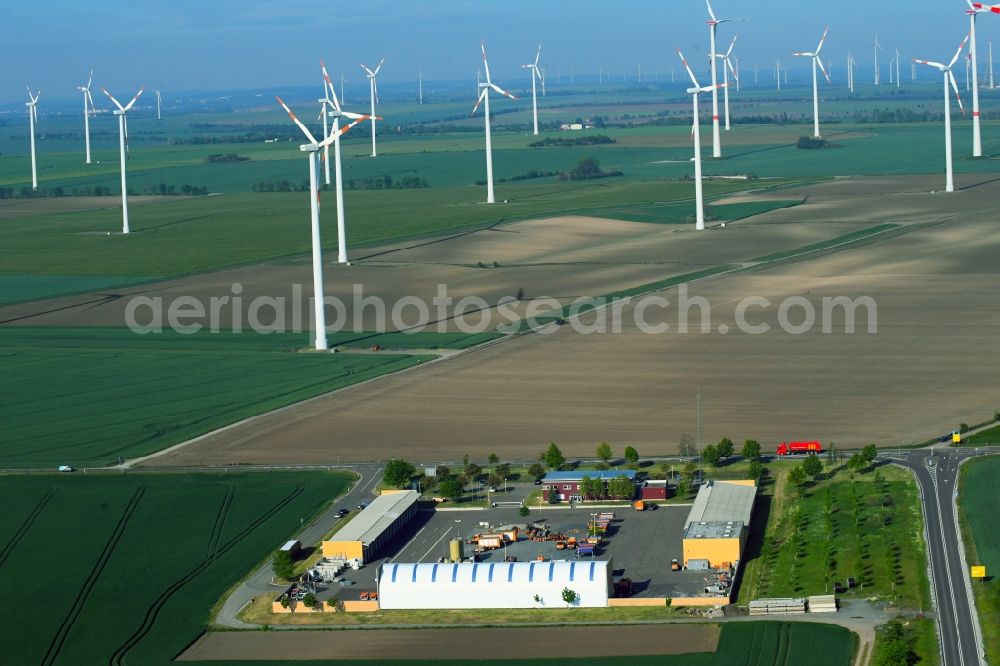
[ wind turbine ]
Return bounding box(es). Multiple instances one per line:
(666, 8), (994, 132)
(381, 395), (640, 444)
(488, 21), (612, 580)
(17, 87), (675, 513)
(155, 89), (162, 120)
(794, 28), (831, 139)
(317, 70), (334, 186)
(101, 86), (144, 233)
(418, 70), (424, 105)
(321, 60), (377, 265)
(25, 88), (39, 191)
(522, 43), (544, 136)
(678, 49), (724, 231)
(966, 2), (993, 157)
(340, 73), (346, 104)
(874, 34), (884, 85)
(894, 48), (901, 87)
(775, 60), (782, 92)
(715, 33), (739, 131)
(847, 52), (855, 93)
(991, 40), (996, 88)
(360, 58), (384, 157)
(471, 41), (517, 204)
(913, 33), (970, 193)
(77, 71), (96, 165)
(275, 96), (370, 350)
(705, 0), (747, 158)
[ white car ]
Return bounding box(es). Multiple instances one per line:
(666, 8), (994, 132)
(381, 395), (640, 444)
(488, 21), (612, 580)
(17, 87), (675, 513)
(58, 465), (75, 473)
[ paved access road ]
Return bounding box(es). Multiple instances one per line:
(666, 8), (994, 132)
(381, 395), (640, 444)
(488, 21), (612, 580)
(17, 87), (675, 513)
(887, 449), (989, 666)
(214, 463), (384, 628)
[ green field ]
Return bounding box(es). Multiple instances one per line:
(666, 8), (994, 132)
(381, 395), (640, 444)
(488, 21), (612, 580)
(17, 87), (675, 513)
(740, 464), (931, 611)
(0, 471), (350, 666)
(958, 456), (1000, 664)
(0, 328), (447, 468)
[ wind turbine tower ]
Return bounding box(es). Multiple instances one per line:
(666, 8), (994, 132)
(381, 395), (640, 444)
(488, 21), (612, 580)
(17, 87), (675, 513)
(913, 33), (970, 193)
(101, 86), (145, 233)
(471, 42), (517, 204)
(360, 58), (384, 157)
(25, 88), (39, 190)
(78, 71), (95, 164)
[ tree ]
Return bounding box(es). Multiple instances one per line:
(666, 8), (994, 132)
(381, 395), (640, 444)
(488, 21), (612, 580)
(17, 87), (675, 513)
(826, 442), (837, 464)
(465, 462), (482, 481)
(802, 453), (824, 480)
(519, 505), (530, 517)
(487, 472), (503, 489)
(788, 465), (808, 488)
(848, 453), (865, 474)
(579, 475), (604, 500)
(544, 442), (565, 469)
(702, 444), (721, 467)
(623, 446), (639, 466)
(496, 463), (511, 479)
(596, 442), (613, 464)
(741, 439), (761, 461)
(607, 476), (636, 500)
(439, 476), (465, 500)
(678, 434), (696, 458)
(561, 587), (580, 607)
(384, 458), (416, 489)
(272, 550), (294, 581)
(528, 463), (545, 479)
(716, 438), (735, 461)
(677, 476), (692, 498)
(748, 460), (764, 481)
(861, 443), (878, 467)
(488, 453), (499, 465)
(302, 593), (318, 609)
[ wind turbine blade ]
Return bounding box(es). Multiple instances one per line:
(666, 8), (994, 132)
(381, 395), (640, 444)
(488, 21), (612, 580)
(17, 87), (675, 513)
(950, 72), (965, 114)
(481, 41), (493, 84)
(360, 63), (375, 77)
(793, 52), (814, 58)
(535, 43), (542, 68)
(123, 87), (145, 112)
(321, 59), (342, 111)
(373, 77), (379, 104)
(87, 90), (95, 115)
(726, 57), (739, 82)
(373, 57), (385, 75)
(817, 57), (831, 83)
(319, 114), (372, 148)
(490, 83), (517, 100)
(471, 88), (488, 116)
(274, 95), (319, 145)
(949, 33), (972, 68)
(124, 115), (129, 154)
(87, 69), (93, 89)
(677, 49), (701, 88)
(341, 111), (368, 120)
(101, 88), (126, 111)
(816, 27), (830, 55)
(706, 0), (718, 22)
(726, 33), (739, 58)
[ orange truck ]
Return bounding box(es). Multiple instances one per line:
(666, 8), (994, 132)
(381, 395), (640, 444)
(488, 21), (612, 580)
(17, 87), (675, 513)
(634, 500), (646, 511)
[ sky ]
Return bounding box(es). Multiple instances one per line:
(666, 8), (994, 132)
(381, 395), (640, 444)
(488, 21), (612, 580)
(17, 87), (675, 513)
(0, 1), (989, 104)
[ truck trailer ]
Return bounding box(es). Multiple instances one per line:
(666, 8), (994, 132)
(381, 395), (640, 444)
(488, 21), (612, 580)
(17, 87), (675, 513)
(776, 441), (823, 456)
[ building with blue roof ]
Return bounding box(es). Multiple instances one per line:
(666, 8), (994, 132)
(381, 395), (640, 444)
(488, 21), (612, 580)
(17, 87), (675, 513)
(541, 469), (637, 502)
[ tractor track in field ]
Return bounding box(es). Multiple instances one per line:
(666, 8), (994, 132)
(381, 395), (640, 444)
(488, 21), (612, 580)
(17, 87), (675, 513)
(110, 483), (304, 666)
(42, 486), (145, 666)
(0, 489), (55, 569)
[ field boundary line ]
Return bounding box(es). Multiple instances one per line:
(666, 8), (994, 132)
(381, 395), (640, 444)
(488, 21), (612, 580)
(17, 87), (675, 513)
(42, 486), (144, 666)
(0, 489), (54, 569)
(953, 456), (987, 665)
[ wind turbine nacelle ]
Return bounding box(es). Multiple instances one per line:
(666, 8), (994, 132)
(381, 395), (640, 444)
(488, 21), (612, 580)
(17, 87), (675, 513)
(299, 144), (320, 153)
(112, 110), (126, 116)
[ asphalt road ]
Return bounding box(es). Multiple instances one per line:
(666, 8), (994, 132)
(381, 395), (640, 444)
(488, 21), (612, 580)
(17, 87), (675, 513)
(888, 449), (987, 666)
(215, 463), (384, 628)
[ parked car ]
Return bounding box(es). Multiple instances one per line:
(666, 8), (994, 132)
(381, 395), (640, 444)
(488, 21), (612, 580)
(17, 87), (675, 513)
(534, 477), (543, 485)
(334, 509), (348, 518)
(356, 501), (369, 510)
(58, 465), (74, 473)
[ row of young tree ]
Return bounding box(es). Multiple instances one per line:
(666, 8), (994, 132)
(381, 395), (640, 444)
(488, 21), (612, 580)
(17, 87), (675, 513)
(787, 444), (879, 490)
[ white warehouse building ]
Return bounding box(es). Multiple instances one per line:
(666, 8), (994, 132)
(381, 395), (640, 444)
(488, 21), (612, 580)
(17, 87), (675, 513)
(378, 560), (612, 609)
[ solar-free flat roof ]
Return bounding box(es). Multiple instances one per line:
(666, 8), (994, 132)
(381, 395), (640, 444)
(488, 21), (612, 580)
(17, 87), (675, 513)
(684, 520), (745, 539)
(332, 490), (419, 546)
(685, 481), (756, 528)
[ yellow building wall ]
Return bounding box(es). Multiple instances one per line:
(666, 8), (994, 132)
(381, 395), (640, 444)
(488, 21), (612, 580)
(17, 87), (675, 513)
(322, 540), (364, 560)
(682, 537), (742, 568)
(717, 479), (757, 487)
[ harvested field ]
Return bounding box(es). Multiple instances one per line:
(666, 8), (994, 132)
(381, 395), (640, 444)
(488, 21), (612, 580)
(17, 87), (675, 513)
(0, 195), (170, 218)
(144, 175), (1000, 465)
(179, 624), (720, 661)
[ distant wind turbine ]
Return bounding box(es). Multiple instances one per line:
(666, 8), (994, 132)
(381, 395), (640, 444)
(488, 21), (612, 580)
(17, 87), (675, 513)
(715, 33), (739, 131)
(522, 44), (544, 136)
(705, 0), (747, 158)
(77, 71), (95, 164)
(793, 27), (831, 139)
(101, 86), (145, 233)
(913, 33), (970, 193)
(471, 41), (517, 204)
(25, 87), (39, 190)
(360, 58), (384, 157)
(678, 48), (725, 231)
(155, 89), (162, 120)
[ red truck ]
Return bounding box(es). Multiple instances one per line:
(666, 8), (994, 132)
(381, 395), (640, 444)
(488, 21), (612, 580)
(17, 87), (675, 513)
(776, 441), (823, 456)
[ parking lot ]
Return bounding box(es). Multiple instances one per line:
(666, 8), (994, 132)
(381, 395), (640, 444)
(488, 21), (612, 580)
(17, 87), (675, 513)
(322, 504), (724, 602)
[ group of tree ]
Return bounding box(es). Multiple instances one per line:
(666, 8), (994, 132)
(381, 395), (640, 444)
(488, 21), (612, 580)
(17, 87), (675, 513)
(141, 183), (209, 195)
(528, 134), (616, 148)
(701, 437), (735, 467)
(848, 444), (879, 474)
(496, 169), (560, 183)
(542, 442), (565, 469)
(251, 179), (310, 193)
(595, 443), (639, 466)
(204, 153), (250, 163)
(346, 174), (429, 190)
(561, 157), (623, 181)
(870, 619), (919, 666)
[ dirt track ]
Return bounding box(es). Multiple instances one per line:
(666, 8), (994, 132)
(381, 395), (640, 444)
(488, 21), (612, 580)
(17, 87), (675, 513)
(178, 624), (719, 661)
(141, 175), (1000, 464)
